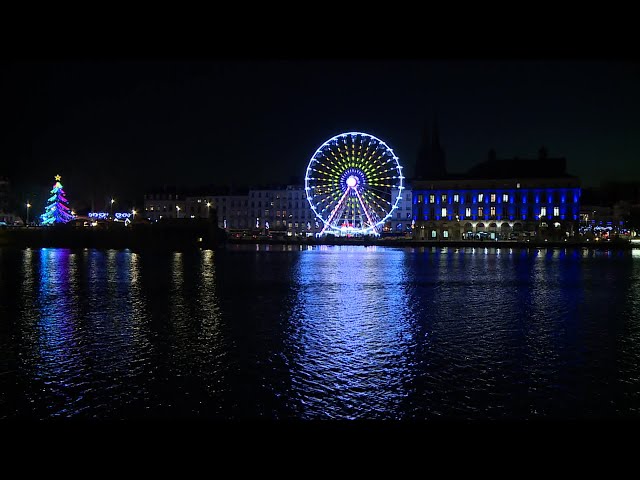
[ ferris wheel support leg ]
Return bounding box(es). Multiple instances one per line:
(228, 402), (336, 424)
(354, 187), (377, 233)
(320, 187), (351, 235)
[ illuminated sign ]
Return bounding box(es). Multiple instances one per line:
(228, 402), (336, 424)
(88, 212), (132, 220)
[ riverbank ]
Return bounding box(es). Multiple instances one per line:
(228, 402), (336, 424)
(0, 226), (635, 250)
(0, 221), (224, 250)
(227, 236), (636, 250)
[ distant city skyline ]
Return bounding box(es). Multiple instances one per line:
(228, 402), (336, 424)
(2, 60), (639, 208)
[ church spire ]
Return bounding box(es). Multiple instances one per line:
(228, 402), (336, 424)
(432, 115), (441, 149)
(415, 121), (431, 180)
(415, 113), (447, 180)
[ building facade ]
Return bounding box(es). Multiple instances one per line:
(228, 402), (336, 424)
(0, 176), (15, 225)
(412, 123), (581, 240)
(249, 185), (322, 236)
(144, 185), (323, 235)
(412, 177), (580, 240)
(143, 192), (187, 221)
(207, 194), (249, 231)
(384, 185), (413, 235)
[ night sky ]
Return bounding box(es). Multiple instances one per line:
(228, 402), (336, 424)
(2, 60), (639, 210)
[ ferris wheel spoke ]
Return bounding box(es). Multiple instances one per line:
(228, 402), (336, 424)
(361, 193), (387, 213)
(366, 184), (393, 195)
(361, 190), (392, 218)
(364, 193), (393, 211)
(362, 188), (392, 208)
(312, 192), (338, 206)
(371, 165), (399, 177)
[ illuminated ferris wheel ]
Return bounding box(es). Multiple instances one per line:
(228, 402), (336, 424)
(305, 132), (404, 236)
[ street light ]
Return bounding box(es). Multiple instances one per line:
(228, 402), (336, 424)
(132, 209), (137, 220)
(176, 205), (180, 219)
(206, 202), (211, 218)
(110, 198), (115, 217)
(26, 202), (31, 226)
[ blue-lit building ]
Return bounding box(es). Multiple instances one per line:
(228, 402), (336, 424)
(411, 125), (581, 240)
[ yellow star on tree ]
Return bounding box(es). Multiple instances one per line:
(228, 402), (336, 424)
(55, 175), (61, 181)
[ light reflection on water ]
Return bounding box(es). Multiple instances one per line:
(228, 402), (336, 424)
(1, 245), (640, 419)
(285, 247), (415, 419)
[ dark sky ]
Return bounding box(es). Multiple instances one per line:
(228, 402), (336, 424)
(2, 60), (639, 210)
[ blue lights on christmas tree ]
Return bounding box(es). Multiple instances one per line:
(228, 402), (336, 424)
(40, 175), (74, 225)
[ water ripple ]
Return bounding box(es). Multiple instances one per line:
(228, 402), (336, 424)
(1, 246), (640, 419)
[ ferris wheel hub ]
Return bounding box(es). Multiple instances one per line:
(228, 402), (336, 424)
(346, 176), (358, 188)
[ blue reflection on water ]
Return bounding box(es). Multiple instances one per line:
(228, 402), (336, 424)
(34, 249), (79, 415)
(285, 246), (416, 419)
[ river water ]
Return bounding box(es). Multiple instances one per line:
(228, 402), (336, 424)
(1, 245), (639, 420)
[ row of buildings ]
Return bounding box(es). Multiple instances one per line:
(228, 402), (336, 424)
(143, 185), (414, 236)
(142, 124), (589, 240)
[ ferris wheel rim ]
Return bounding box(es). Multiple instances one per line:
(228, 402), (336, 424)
(304, 131), (404, 235)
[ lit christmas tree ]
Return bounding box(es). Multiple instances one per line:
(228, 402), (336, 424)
(40, 175), (74, 225)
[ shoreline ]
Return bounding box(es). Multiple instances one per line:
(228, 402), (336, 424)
(226, 237), (636, 250)
(0, 237), (636, 252)
(0, 225), (636, 251)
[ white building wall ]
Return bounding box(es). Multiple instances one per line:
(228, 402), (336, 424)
(143, 194), (186, 221)
(211, 195), (249, 230)
(249, 185), (321, 235)
(388, 186), (413, 233)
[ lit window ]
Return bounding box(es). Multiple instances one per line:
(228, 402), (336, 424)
(516, 183), (521, 189)
(490, 193), (496, 203)
(490, 206), (496, 216)
(465, 207), (471, 217)
(453, 194), (459, 203)
(503, 194), (509, 202)
(429, 194), (435, 204)
(443, 230), (449, 238)
(417, 194), (423, 204)
(478, 206), (484, 216)
(554, 206), (559, 217)
(431, 230), (437, 238)
(441, 194), (447, 203)
(540, 206), (547, 217)
(478, 193), (484, 202)
(441, 207), (447, 217)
